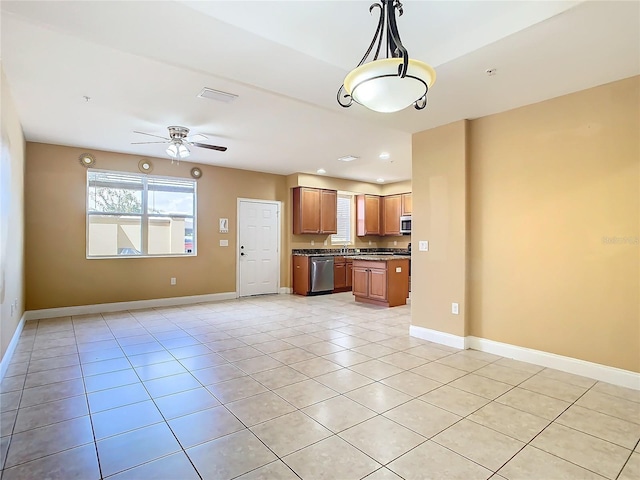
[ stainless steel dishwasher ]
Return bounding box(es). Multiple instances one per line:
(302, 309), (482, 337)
(310, 256), (334, 294)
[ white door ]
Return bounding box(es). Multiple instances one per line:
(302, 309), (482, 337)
(238, 199), (280, 297)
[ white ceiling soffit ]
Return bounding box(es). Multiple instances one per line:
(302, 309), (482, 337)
(1, 1), (638, 184)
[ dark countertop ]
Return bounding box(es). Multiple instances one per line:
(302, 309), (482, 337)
(350, 255), (411, 260)
(292, 249), (410, 258)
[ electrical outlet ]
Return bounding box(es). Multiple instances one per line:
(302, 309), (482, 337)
(311, 240), (315, 246)
(219, 239), (228, 247)
(170, 277), (177, 286)
(323, 239), (327, 246)
(419, 241), (429, 251)
(393, 240), (397, 246)
(368, 240), (372, 245)
(452, 303), (459, 315)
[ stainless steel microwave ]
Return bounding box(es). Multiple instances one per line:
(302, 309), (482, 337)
(400, 215), (411, 234)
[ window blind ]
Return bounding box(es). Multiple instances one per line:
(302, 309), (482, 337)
(332, 194), (352, 244)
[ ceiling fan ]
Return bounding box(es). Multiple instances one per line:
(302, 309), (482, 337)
(132, 126), (227, 160)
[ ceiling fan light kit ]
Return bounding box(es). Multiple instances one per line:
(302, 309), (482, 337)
(338, 0), (436, 113)
(166, 141), (191, 161)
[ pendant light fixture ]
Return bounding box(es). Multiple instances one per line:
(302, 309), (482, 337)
(337, 0), (436, 113)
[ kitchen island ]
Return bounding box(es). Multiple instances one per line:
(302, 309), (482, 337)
(350, 255), (410, 308)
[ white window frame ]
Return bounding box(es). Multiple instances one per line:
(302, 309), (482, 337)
(86, 169), (197, 259)
(331, 192), (354, 245)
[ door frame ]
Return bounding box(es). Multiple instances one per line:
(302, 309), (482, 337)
(236, 198), (282, 298)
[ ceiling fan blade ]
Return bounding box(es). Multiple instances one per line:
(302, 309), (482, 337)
(193, 142), (227, 152)
(186, 133), (208, 142)
(131, 141), (169, 144)
(133, 131), (170, 140)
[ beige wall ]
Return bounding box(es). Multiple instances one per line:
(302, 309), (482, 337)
(412, 76), (639, 372)
(412, 121), (468, 337)
(25, 143), (288, 310)
(1, 68), (26, 362)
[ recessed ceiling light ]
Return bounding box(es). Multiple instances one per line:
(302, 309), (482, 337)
(379, 152), (390, 160)
(316, 168), (326, 174)
(338, 155), (359, 162)
(376, 178), (385, 183)
(197, 87), (238, 103)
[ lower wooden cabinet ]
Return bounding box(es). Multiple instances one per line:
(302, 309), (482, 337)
(292, 255), (310, 295)
(352, 258), (409, 307)
(333, 256), (353, 292)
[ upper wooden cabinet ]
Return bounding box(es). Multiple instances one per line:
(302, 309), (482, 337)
(381, 194), (402, 236)
(356, 194), (380, 236)
(320, 189), (337, 234)
(401, 193), (412, 215)
(292, 187), (337, 234)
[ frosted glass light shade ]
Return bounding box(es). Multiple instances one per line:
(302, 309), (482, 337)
(166, 142), (191, 159)
(344, 58), (436, 113)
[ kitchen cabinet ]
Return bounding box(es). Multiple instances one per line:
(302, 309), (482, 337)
(346, 260), (353, 288)
(320, 189), (337, 234)
(333, 256), (347, 291)
(292, 187), (337, 235)
(356, 194), (381, 236)
(352, 258), (409, 307)
(292, 255), (310, 295)
(401, 193), (412, 215)
(381, 194), (402, 236)
(333, 256), (353, 292)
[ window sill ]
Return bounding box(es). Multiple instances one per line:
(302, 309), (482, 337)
(86, 253), (197, 260)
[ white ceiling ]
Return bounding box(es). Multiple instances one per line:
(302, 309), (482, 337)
(1, 1), (638, 184)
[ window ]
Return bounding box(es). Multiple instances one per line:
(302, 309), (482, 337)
(331, 193), (353, 245)
(87, 170), (196, 257)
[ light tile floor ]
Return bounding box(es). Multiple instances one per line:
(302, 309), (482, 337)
(0, 292), (638, 479)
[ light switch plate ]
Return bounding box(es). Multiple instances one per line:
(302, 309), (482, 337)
(419, 241), (429, 251)
(219, 218), (229, 233)
(452, 303), (459, 315)
(220, 239), (228, 247)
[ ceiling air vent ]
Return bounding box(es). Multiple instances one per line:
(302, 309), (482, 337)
(197, 88), (238, 103)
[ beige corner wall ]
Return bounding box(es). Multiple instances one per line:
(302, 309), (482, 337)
(412, 121), (468, 337)
(1, 68), (26, 361)
(468, 76), (639, 372)
(25, 143), (289, 310)
(412, 76), (639, 372)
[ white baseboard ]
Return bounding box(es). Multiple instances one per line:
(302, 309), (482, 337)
(0, 313), (26, 382)
(24, 292), (237, 321)
(410, 325), (467, 349)
(279, 287), (292, 294)
(467, 336), (640, 391)
(409, 325), (639, 391)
